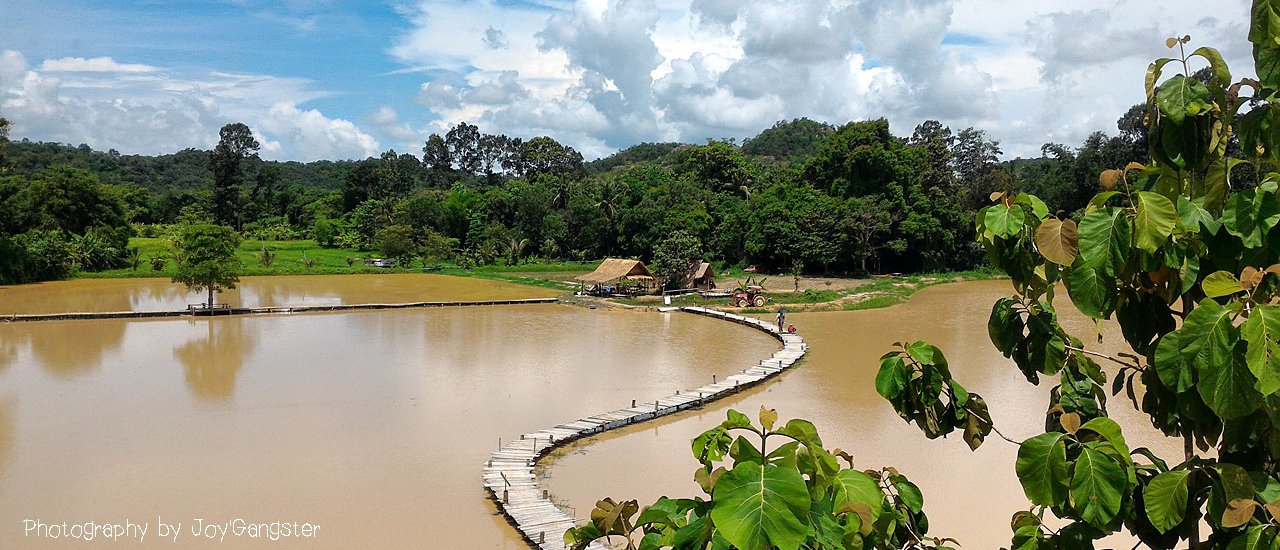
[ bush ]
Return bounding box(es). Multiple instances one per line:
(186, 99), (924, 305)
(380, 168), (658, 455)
(15, 229), (72, 281)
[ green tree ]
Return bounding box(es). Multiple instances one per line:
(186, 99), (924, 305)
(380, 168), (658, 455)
(376, 224), (418, 263)
(208, 123), (259, 228)
(12, 167), (127, 235)
(879, 21), (1280, 548)
(677, 140), (758, 196)
(423, 133), (453, 185)
(445, 122), (482, 176)
(170, 223), (242, 308)
(651, 230), (704, 289)
(746, 182), (844, 272)
(519, 136), (584, 182)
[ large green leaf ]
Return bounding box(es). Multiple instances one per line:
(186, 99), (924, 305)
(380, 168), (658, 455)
(1145, 470), (1191, 534)
(1016, 432), (1069, 506)
(710, 461), (810, 550)
(1244, 304), (1280, 395)
(1198, 343), (1263, 419)
(1203, 270), (1245, 298)
(1064, 263), (1115, 319)
(1183, 300), (1241, 372)
(1154, 331), (1196, 393)
(1156, 74), (1213, 124)
(831, 469), (884, 525)
(985, 204), (1026, 239)
(1035, 218), (1080, 266)
(1070, 445), (1127, 529)
(875, 353), (908, 399)
(1077, 208), (1131, 277)
(1203, 159), (1245, 214)
(1135, 191), (1179, 253)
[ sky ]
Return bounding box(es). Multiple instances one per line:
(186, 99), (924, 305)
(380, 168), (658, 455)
(0, 0), (1257, 162)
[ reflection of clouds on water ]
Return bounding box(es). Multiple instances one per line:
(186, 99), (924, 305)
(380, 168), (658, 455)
(173, 317), (257, 402)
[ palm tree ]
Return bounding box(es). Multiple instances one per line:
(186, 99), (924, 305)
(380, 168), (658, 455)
(505, 237), (529, 265)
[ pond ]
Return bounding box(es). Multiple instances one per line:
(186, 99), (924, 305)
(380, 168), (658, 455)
(0, 276), (1180, 548)
(0, 300), (778, 547)
(0, 273), (560, 315)
(543, 280), (1181, 548)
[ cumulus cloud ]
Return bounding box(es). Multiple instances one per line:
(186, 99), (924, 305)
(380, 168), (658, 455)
(0, 0), (1260, 162)
(0, 50), (379, 161)
(385, 0), (1255, 160)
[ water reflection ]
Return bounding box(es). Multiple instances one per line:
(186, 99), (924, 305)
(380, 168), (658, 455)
(173, 317), (257, 402)
(0, 320), (130, 378)
(0, 274), (560, 315)
(0, 398), (12, 478)
(0, 305), (776, 548)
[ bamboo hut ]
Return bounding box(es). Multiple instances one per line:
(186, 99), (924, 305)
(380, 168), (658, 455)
(575, 259), (657, 295)
(687, 261), (717, 291)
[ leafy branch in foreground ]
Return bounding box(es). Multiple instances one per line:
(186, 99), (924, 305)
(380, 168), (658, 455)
(566, 407), (957, 550)
(878, 7), (1280, 548)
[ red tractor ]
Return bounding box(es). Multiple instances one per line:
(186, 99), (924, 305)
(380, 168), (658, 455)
(732, 285), (767, 307)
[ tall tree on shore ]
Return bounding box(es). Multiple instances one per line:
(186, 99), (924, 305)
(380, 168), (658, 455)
(207, 123), (260, 228)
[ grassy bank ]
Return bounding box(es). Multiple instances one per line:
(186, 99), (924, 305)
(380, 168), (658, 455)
(611, 269), (1001, 313)
(76, 239), (997, 306)
(78, 238), (593, 291)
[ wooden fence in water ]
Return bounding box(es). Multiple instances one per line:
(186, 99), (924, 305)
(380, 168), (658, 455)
(483, 306), (808, 550)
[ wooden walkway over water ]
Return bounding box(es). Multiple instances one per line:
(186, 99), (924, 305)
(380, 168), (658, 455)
(0, 297), (561, 323)
(483, 306), (808, 550)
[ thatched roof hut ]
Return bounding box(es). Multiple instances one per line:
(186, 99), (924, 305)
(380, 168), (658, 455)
(688, 261), (717, 290)
(575, 259), (656, 289)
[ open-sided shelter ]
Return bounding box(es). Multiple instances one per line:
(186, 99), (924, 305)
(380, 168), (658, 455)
(575, 259), (656, 294)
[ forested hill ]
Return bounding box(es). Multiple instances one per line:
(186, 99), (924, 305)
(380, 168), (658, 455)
(5, 140), (355, 190)
(1, 104), (1175, 285)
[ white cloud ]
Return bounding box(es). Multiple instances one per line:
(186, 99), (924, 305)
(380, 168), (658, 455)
(39, 56), (160, 73)
(387, 0), (1255, 160)
(0, 51), (379, 161)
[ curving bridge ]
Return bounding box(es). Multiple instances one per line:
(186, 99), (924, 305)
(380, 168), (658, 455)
(483, 306), (808, 550)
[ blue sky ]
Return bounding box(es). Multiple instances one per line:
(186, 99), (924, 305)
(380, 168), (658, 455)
(0, 0), (1257, 161)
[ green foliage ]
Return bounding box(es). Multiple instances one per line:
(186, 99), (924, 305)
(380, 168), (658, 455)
(651, 230), (704, 289)
(877, 21), (1280, 549)
(207, 123), (259, 228)
(566, 408), (957, 550)
(741, 118), (836, 163)
(377, 224), (418, 262)
(170, 223), (242, 306)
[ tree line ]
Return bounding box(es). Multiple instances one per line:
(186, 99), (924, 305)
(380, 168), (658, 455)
(0, 100), (1176, 285)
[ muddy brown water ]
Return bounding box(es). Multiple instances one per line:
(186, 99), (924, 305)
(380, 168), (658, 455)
(0, 277), (1182, 548)
(543, 280), (1183, 548)
(0, 273), (560, 315)
(0, 301), (779, 548)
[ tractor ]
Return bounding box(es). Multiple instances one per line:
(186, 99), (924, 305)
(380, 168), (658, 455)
(730, 276), (768, 307)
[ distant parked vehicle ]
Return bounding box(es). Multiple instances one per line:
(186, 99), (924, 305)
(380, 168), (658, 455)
(364, 258), (396, 268)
